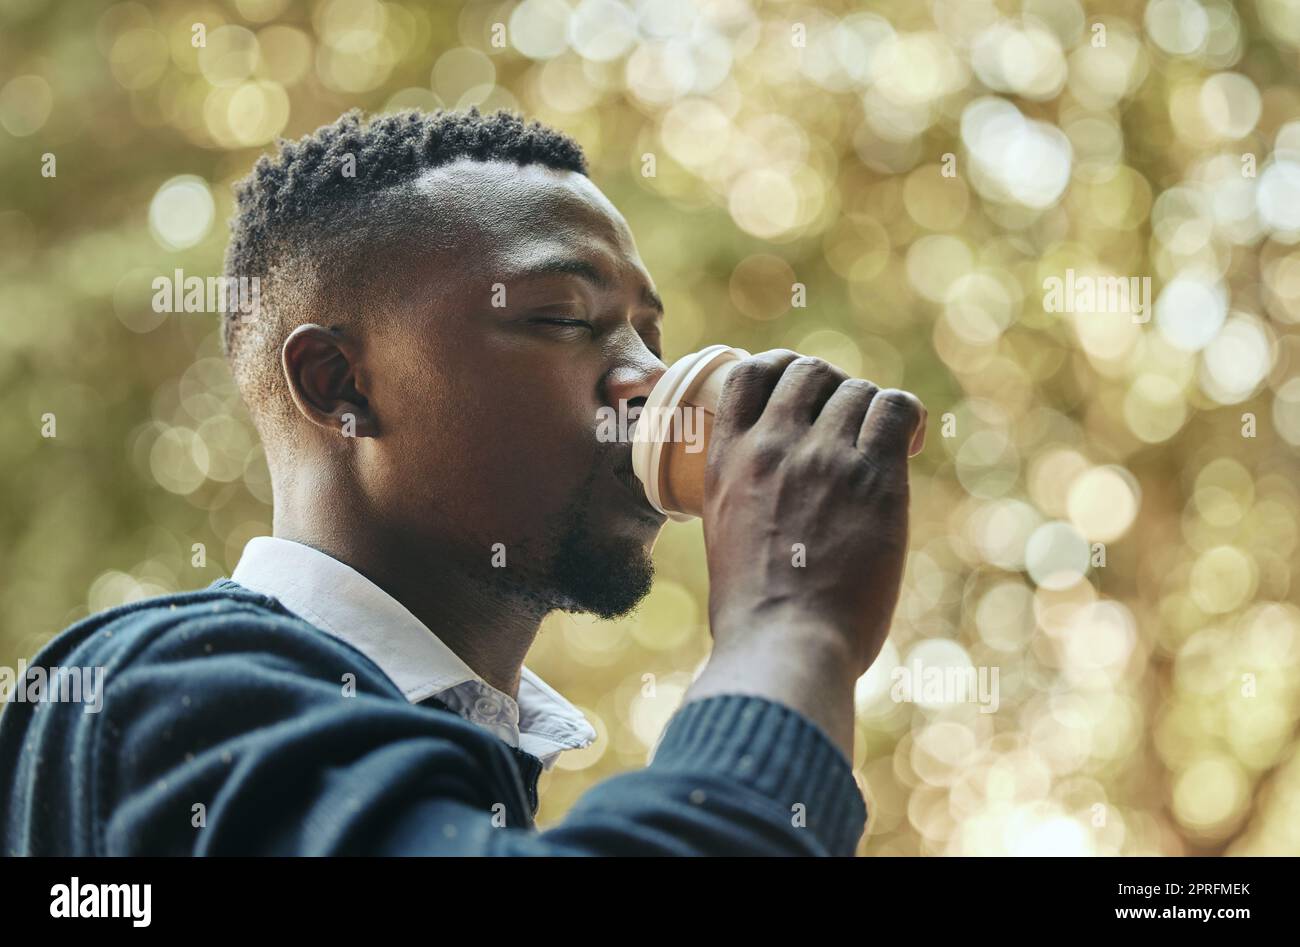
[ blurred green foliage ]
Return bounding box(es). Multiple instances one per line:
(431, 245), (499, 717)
(2, 0), (1300, 854)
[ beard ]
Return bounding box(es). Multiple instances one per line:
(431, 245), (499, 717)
(492, 450), (657, 621)
(543, 498), (657, 620)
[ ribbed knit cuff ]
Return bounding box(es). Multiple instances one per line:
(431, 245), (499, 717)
(648, 694), (867, 856)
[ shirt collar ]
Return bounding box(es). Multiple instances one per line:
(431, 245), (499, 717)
(230, 535), (596, 770)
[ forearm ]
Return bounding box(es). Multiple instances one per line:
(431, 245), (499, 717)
(681, 621), (861, 765)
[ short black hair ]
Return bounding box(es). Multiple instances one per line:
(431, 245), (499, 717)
(221, 107), (589, 441)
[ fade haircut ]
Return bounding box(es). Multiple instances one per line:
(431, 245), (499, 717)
(221, 107), (589, 444)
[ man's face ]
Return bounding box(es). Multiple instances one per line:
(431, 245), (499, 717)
(359, 158), (668, 619)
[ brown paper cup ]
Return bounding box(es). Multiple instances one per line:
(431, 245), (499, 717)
(632, 345), (749, 521)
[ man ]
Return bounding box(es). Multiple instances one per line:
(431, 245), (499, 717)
(0, 108), (924, 856)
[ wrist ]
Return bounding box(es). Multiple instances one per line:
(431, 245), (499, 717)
(708, 605), (865, 681)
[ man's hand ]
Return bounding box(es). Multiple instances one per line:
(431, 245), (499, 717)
(702, 349), (926, 678)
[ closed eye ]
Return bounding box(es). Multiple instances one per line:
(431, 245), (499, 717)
(529, 317), (596, 343)
(534, 317), (594, 332)
(532, 317), (662, 359)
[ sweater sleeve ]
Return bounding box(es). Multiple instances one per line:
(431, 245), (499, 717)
(80, 605), (867, 857)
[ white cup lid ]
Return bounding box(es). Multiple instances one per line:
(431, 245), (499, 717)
(632, 344), (749, 519)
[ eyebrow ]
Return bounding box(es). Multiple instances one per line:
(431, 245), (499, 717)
(520, 257), (664, 315)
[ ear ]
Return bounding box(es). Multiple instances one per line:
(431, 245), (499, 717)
(280, 324), (379, 438)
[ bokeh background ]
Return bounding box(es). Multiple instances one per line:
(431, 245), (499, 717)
(3, 0), (1300, 856)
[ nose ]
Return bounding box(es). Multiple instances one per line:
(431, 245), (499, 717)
(603, 354), (666, 417)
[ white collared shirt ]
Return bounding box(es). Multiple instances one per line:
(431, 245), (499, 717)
(230, 536), (597, 771)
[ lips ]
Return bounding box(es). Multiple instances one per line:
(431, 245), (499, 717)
(613, 453), (665, 521)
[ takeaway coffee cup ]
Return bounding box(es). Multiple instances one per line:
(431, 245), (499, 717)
(632, 345), (926, 521)
(632, 344), (750, 521)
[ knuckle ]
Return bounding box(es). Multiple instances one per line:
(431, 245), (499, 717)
(790, 355), (829, 370)
(784, 355), (838, 379)
(748, 433), (787, 470)
(741, 349), (799, 373)
(877, 388), (923, 418)
(725, 360), (768, 387)
(879, 387), (920, 405)
(839, 377), (880, 399)
(797, 439), (847, 476)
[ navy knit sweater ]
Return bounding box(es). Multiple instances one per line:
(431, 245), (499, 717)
(0, 579), (867, 856)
